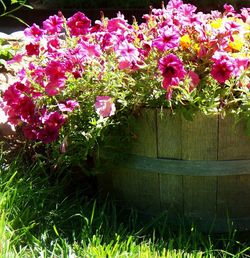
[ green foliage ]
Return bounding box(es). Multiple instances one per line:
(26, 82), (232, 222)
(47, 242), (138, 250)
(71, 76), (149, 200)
(0, 39), (16, 61)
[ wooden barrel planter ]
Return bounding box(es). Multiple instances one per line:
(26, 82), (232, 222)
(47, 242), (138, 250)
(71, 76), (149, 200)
(98, 109), (250, 232)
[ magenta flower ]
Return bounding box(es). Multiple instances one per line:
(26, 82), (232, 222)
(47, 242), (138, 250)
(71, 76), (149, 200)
(158, 54), (186, 89)
(35, 111), (65, 143)
(153, 27), (179, 51)
(107, 17), (128, 33)
(45, 60), (66, 81)
(25, 43), (40, 56)
(24, 24), (44, 41)
(18, 96), (36, 121)
(23, 125), (38, 141)
(78, 40), (101, 58)
(223, 4), (236, 15)
(100, 32), (118, 51)
(30, 65), (45, 86)
(41, 111), (65, 128)
(187, 71), (200, 91)
(45, 78), (66, 96)
(7, 53), (23, 64)
(58, 100), (80, 112)
(37, 125), (60, 144)
(44, 60), (66, 95)
(116, 40), (139, 60)
(116, 40), (140, 70)
(47, 38), (61, 53)
(3, 83), (21, 105)
(66, 12), (91, 36)
(95, 96), (116, 118)
(211, 54), (235, 84)
(43, 14), (64, 34)
(211, 60), (234, 84)
(3, 94), (35, 125)
(233, 58), (249, 77)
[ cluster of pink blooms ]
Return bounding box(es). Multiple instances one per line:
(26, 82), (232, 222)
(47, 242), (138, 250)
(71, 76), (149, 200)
(1, 0), (250, 143)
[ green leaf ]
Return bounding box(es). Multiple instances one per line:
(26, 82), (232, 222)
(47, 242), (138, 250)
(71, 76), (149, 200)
(182, 108), (196, 121)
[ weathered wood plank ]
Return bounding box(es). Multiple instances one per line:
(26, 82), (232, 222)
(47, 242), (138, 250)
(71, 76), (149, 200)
(182, 113), (218, 160)
(218, 115), (250, 160)
(183, 176), (217, 219)
(157, 110), (182, 159)
(129, 109), (157, 158)
(112, 167), (161, 212)
(112, 154), (250, 176)
(160, 174), (183, 219)
(217, 175), (250, 218)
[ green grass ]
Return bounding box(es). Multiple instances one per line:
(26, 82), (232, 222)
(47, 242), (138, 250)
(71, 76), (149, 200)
(0, 156), (250, 257)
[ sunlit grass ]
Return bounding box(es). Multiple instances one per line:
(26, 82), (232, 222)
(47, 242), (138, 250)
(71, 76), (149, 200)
(0, 155), (249, 257)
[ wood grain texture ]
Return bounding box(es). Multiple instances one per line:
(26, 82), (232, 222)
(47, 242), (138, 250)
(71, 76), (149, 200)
(183, 176), (217, 219)
(181, 113), (218, 160)
(218, 115), (250, 160)
(112, 167), (161, 212)
(160, 174), (183, 219)
(217, 175), (250, 218)
(115, 154), (250, 176)
(130, 109), (157, 158)
(157, 110), (182, 159)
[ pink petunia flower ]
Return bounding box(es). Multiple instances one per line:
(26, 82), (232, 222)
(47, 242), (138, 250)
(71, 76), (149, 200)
(25, 43), (40, 56)
(78, 40), (101, 58)
(58, 100), (80, 112)
(43, 14), (64, 34)
(24, 24), (44, 41)
(167, 0), (184, 9)
(23, 125), (38, 141)
(45, 78), (66, 96)
(153, 27), (179, 51)
(211, 53), (235, 84)
(107, 17), (129, 33)
(3, 83), (21, 105)
(37, 125), (60, 144)
(116, 40), (140, 70)
(38, 111), (66, 142)
(42, 111), (66, 128)
(100, 32), (119, 52)
(7, 53), (23, 64)
(45, 60), (66, 81)
(233, 58), (249, 77)
(187, 70), (200, 91)
(66, 12), (91, 36)
(211, 61), (234, 84)
(95, 96), (116, 118)
(18, 96), (36, 122)
(47, 38), (61, 53)
(158, 54), (186, 89)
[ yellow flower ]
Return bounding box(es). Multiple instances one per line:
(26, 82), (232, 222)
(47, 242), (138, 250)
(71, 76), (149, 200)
(228, 34), (244, 51)
(211, 18), (223, 29)
(180, 34), (191, 48)
(193, 43), (200, 53)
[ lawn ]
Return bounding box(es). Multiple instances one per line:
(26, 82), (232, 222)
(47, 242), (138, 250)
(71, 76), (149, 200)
(0, 151), (250, 258)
